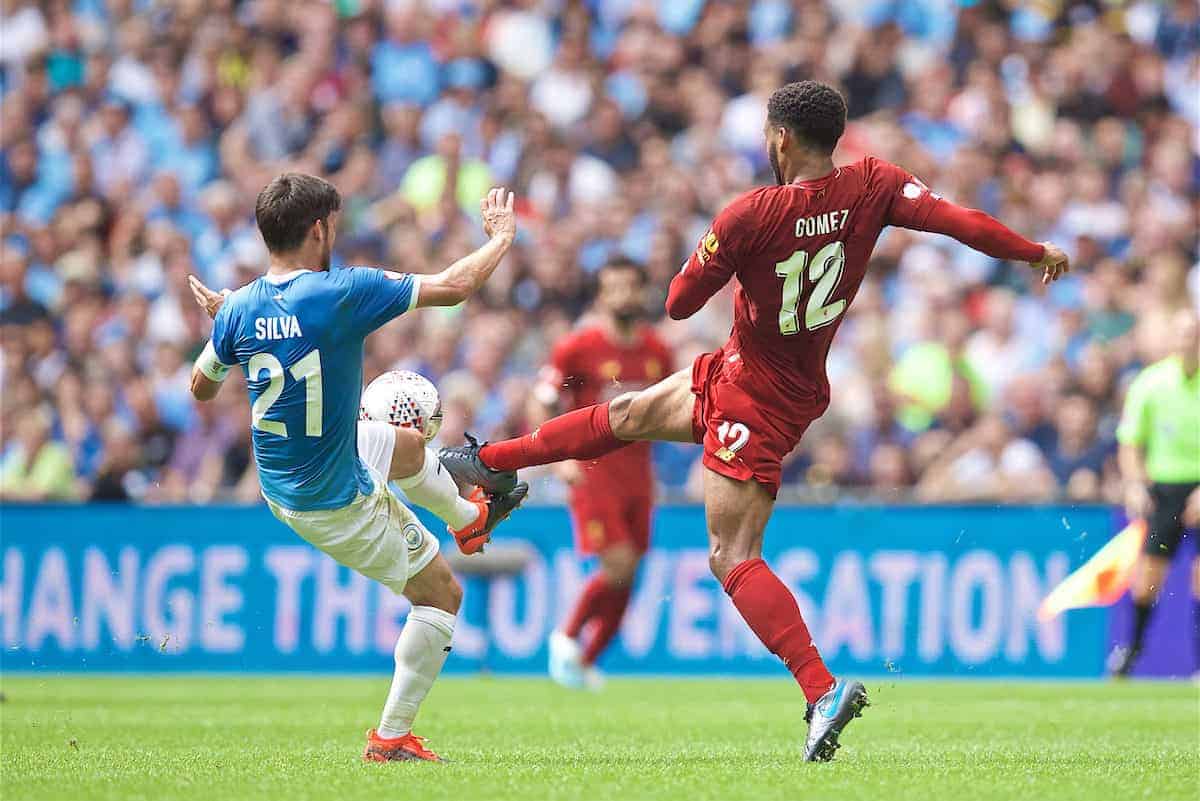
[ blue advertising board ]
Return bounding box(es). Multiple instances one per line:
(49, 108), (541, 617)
(0, 503), (1112, 677)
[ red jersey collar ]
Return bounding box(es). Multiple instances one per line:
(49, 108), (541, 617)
(789, 167), (841, 188)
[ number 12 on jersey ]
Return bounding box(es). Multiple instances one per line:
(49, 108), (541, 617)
(774, 241), (847, 335)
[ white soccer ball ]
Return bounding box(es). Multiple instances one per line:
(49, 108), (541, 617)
(360, 370), (443, 442)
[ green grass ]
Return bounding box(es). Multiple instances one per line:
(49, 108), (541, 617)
(1, 676), (1197, 801)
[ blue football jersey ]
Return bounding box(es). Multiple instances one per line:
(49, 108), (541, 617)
(208, 267), (418, 511)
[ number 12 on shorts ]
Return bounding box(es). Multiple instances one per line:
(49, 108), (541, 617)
(775, 241), (847, 335)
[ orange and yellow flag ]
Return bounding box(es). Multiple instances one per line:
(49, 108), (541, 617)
(1036, 519), (1146, 622)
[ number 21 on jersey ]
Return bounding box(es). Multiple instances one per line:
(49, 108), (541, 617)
(248, 349), (323, 437)
(774, 241), (847, 335)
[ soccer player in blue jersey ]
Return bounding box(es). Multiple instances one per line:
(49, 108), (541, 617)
(188, 174), (526, 762)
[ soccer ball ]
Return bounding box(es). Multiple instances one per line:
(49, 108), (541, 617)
(360, 370), (443, 442)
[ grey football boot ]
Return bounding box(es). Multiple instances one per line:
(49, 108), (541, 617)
(802, 679), (869, 762)
(438, 433), (519, 494)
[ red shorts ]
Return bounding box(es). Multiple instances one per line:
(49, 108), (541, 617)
(569, 488), (652, 556)
(690, 347), (823, 497)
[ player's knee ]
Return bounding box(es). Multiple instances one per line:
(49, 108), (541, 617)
(413, 572), (462, 615)
(708, 542), (737, 583)
(389, 426), (426, 479)
(405, 557), (463, 614)
(600, 547), (640, 587)
(607, 391), (647, 439)
(708, 536), (759, 583)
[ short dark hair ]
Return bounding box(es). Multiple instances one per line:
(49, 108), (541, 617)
(766, 81), (847, 154)
(254, 173), (342, 254)
(598, 256), (645, 282)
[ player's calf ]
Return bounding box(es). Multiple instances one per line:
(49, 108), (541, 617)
(369, 555), (461, 757)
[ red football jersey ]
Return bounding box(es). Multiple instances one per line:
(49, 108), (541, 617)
(539, 325), (674, 497)
(670, 156), (1019, 426)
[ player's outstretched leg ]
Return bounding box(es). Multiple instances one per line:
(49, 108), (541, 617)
(365, 555), (462, 763)
(440, 406), (626, 493)
(441, 369), (698, 491)
(437, 433), (522, 494)
(705, 469), (868, 762)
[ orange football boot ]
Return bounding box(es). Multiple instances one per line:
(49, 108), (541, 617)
(362, 729), (445, 763)
(449, 482), (529, 555)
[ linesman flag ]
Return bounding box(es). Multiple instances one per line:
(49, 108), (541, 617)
(1037, 520), (1146, 622)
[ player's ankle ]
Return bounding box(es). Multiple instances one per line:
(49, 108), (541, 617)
(376, 726), (409, 740)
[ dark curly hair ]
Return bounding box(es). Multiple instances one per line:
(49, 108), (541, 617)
(766, 81), (847, 154)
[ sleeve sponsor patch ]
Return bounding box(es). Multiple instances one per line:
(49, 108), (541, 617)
(901, 178), (940, 201)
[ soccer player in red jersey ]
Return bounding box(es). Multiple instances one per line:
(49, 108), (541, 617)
(441, 81), (1070, 761)
(535, 259), (674, 690)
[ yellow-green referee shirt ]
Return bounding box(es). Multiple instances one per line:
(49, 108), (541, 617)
(1116, 356), (1200, 483)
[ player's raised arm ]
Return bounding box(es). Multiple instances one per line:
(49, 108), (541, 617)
(665, 198), (745, 320)
(416, 187), (517, 308)
(185, 276), (235, 401)
(881, 163), (1069, 285)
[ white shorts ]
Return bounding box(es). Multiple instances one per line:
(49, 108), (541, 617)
(265, 421), (440, 595)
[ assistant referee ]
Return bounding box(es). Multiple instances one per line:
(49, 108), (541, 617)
(1109, 308), (1200, 677)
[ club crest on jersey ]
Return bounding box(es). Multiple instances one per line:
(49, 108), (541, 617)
(254, 315), (303, 340)
(714, 447), (737, 463)
(695, 230), (719, 264)
(403, 523), (425, 551)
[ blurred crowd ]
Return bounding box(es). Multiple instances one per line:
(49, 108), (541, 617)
(1, 0), (1197, 505)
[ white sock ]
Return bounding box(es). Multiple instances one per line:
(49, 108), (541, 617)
(395, 447), (480, 530)
(377, 605), (455, 739)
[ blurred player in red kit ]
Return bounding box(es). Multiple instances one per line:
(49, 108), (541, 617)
(534, 259), (673, 690)
(442, 81), (1071, 761)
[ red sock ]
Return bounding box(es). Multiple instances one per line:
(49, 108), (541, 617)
(480, 403), (627, 472)
(562, 573), (611, 638)
(582, 584), (631, 666)
(722, 558), (834, 704)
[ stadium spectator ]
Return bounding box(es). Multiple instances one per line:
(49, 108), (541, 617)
(0, 406), (76, 501)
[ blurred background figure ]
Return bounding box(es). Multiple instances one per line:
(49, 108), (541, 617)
(1109, 309), (1200, 677)
(0, 0), (1195, 505)
(534, 259), (673, 689)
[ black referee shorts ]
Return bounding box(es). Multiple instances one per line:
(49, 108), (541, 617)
(1144, 482), (1199, 559)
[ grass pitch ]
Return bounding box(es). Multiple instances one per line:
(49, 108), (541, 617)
(1, 676), (1196, 801)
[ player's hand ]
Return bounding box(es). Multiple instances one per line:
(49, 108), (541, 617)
(188, 274), (230, 319)
(1032, 242), (1069, 285)
(1123, 482), (1153, 522)
(480, 187), (516, 242)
